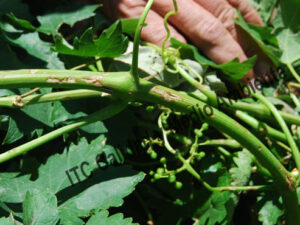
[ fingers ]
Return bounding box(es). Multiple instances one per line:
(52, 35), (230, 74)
(227, 0), (264, 26)
(193, 0), (239, 39)
(152, 0), (248, 64)
(101, 0), (186, 45)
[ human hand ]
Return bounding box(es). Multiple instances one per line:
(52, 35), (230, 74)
(100, 0), (269, 81)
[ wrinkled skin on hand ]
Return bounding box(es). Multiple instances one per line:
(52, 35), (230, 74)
(75, 0), (273, 81)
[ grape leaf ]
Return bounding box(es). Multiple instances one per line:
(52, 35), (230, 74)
(276, 28), (300, 65)
(53, 21), (128, 58)
(171, 38), (257, 80)
(86, 211), (137, 225)
(249, 0), (277, 24)
(0, 136), (106, 202)
(258, 200), (283, 225)
(58, 166), (145, 225)
(273, 0), (300, 30)
(37, 4), (101, 35)
(233, 11), (281, 66)
(3, 32), (65, 69)
(0, 35), (24, 70)
(120, 18), (139, 37)
(0, 214), (22, 225)
(23, 190), (59, 225)
(2, 100), (54, 145)
(5, 13), (36, 31)
(230, 150), (253, 186)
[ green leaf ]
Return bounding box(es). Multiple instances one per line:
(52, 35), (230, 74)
(248, 0), (277, 24)
(0, 214), (22, 225)
(23, 190), (59, 225)
(5, 13), (36, 31)
(120, 18), (139, 37)
(86, 211), (137, 225)
(258, 200), (283, 225)
(194, 172), (236, 225)
(58, 166), (145, 224)
(50, 101), (87, 125)
(53, 21), (128, 58)
(276, 28), (300, 65)
(0, 136), (106, 202)
(171, 38), (257, 80)
(2, 100), (54, 145)
(274, 0), (300, 30)
(0, 36), (24, 70)
(230, 150), (253, 186)
(37, 4), (101, 35)
(34, 136), (106, 193)
(2, 117), (24, 145)
(248, 24), (278, 46)
(1, 28), (64, 69)
(233, 11), (281, 66)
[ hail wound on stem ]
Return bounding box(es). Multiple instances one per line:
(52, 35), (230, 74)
(151, 87), (181, 101)
(46, 76), (77, 84)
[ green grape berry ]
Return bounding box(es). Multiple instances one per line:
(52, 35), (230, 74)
(146, 106), (155, 112)
(168, 174), (176, 183)
(129, 102), (143, 107)
(175, 181), (183, 190)
(199, 152), (206, 158)
(202, 123), (209, 131)
(150, 151), (158, 159)
(149, 170), (155, 176)
(154, 173), (160, 180)
(160, 157), (167, 164)
(194, 129), (203, 138)
(156, 167), (164, 175)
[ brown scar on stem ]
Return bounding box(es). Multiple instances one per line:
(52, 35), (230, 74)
(46, 76), (76, 84)
(29, 69), (39, 74)
(285, 174), (296, 191)
(258, 146), (263, 151)
(151, 87), (182, 102)
(82, 76), (103, 87)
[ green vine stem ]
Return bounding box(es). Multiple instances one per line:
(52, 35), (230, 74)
(0, 69), (299, 223)
(253, 92), (300, 173)
(161, 0), (178, 54)
(0, 100), (127, 164)
(235, 110), (287, 143)
(287, 63), (300, 83)
(290, 82), (300, 88)
(223, 100), (300, 126)
(291, 93), (300, 109)
(130, 0), (155, 86)
(0, 89), (103, 108)
(200, 139), (241, 149)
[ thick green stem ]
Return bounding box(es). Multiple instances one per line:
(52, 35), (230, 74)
(0, 69), (299, 223)
(201, 139), (241, 149)
(287, 63), (300, 83)
(253, 93), (300, 172)
(235, 110), (287, 143)
(130, 0), (155, 86)
(223, 100), (300, 126)
(0, 101), (127, 163)
(0, 89), (103, 108)
(290, 82), (300, 88)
